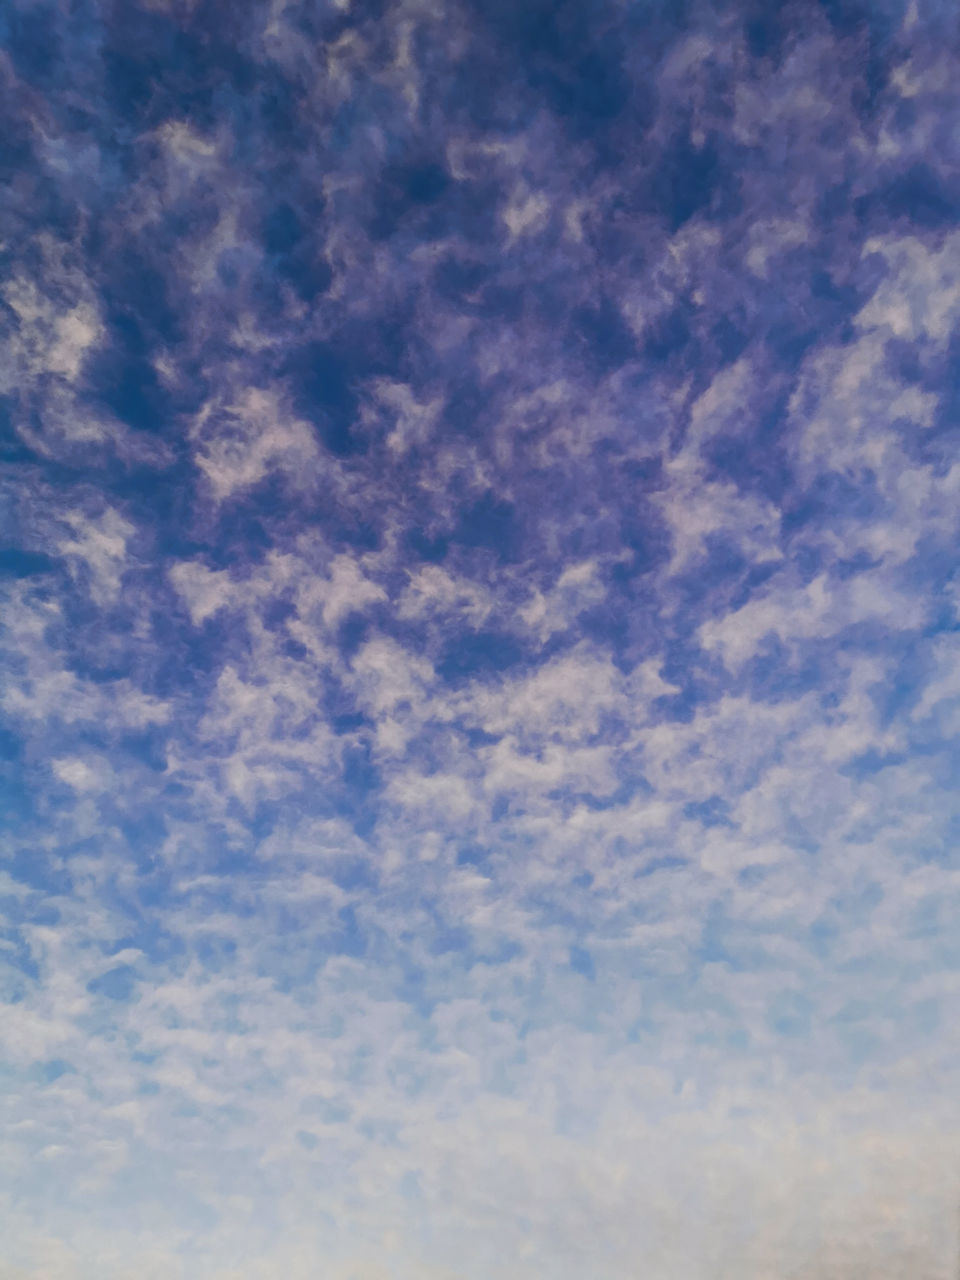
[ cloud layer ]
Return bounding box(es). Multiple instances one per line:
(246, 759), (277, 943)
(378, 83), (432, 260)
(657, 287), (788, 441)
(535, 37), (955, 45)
(2, 0), (960, 1275)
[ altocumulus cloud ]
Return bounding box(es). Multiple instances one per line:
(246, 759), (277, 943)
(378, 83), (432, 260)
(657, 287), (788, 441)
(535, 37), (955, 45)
(2, 0), (960, 1277)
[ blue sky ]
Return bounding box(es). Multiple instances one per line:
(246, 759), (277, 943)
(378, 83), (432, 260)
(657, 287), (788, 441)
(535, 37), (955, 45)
(2, 0), (960, 1276)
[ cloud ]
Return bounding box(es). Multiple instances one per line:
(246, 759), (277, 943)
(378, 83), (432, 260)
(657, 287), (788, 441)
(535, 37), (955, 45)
(51, 757), (113, 793)
(2, 0), (959, 1275)
(169, 561), (236, 625)
(1, 262), (102, 386)
(191, 388), (321, 502)
(699, 569), (927, 672)
(57, 509), (136, 605)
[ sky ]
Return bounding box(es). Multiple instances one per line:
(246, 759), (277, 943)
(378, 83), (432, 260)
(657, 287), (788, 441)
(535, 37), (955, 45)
(2, 0), (960, 1276)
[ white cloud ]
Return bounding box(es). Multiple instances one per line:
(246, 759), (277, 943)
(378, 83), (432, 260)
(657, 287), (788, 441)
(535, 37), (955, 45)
(57, 509), (136, 605)
(1, 277), (102, 384)
(397, 565), (493, 628)
(169, 561), (235, 624)
(657, 455), (783, 574)
(350, 635), (435, 716)
(490, 646), (613, 726)
(52, 756), (113, 793)
(858, 231), (960, 346)
(362, 378), (444, 456)
(191, 387), (321, 501)
(699, 569), (925, 671)
(502, 184), (551, 241)
(296, 554), (387, 630)
(518, 560), (610, 644)
(911, 634), (960, 725)
(745, 217), (810, 278)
